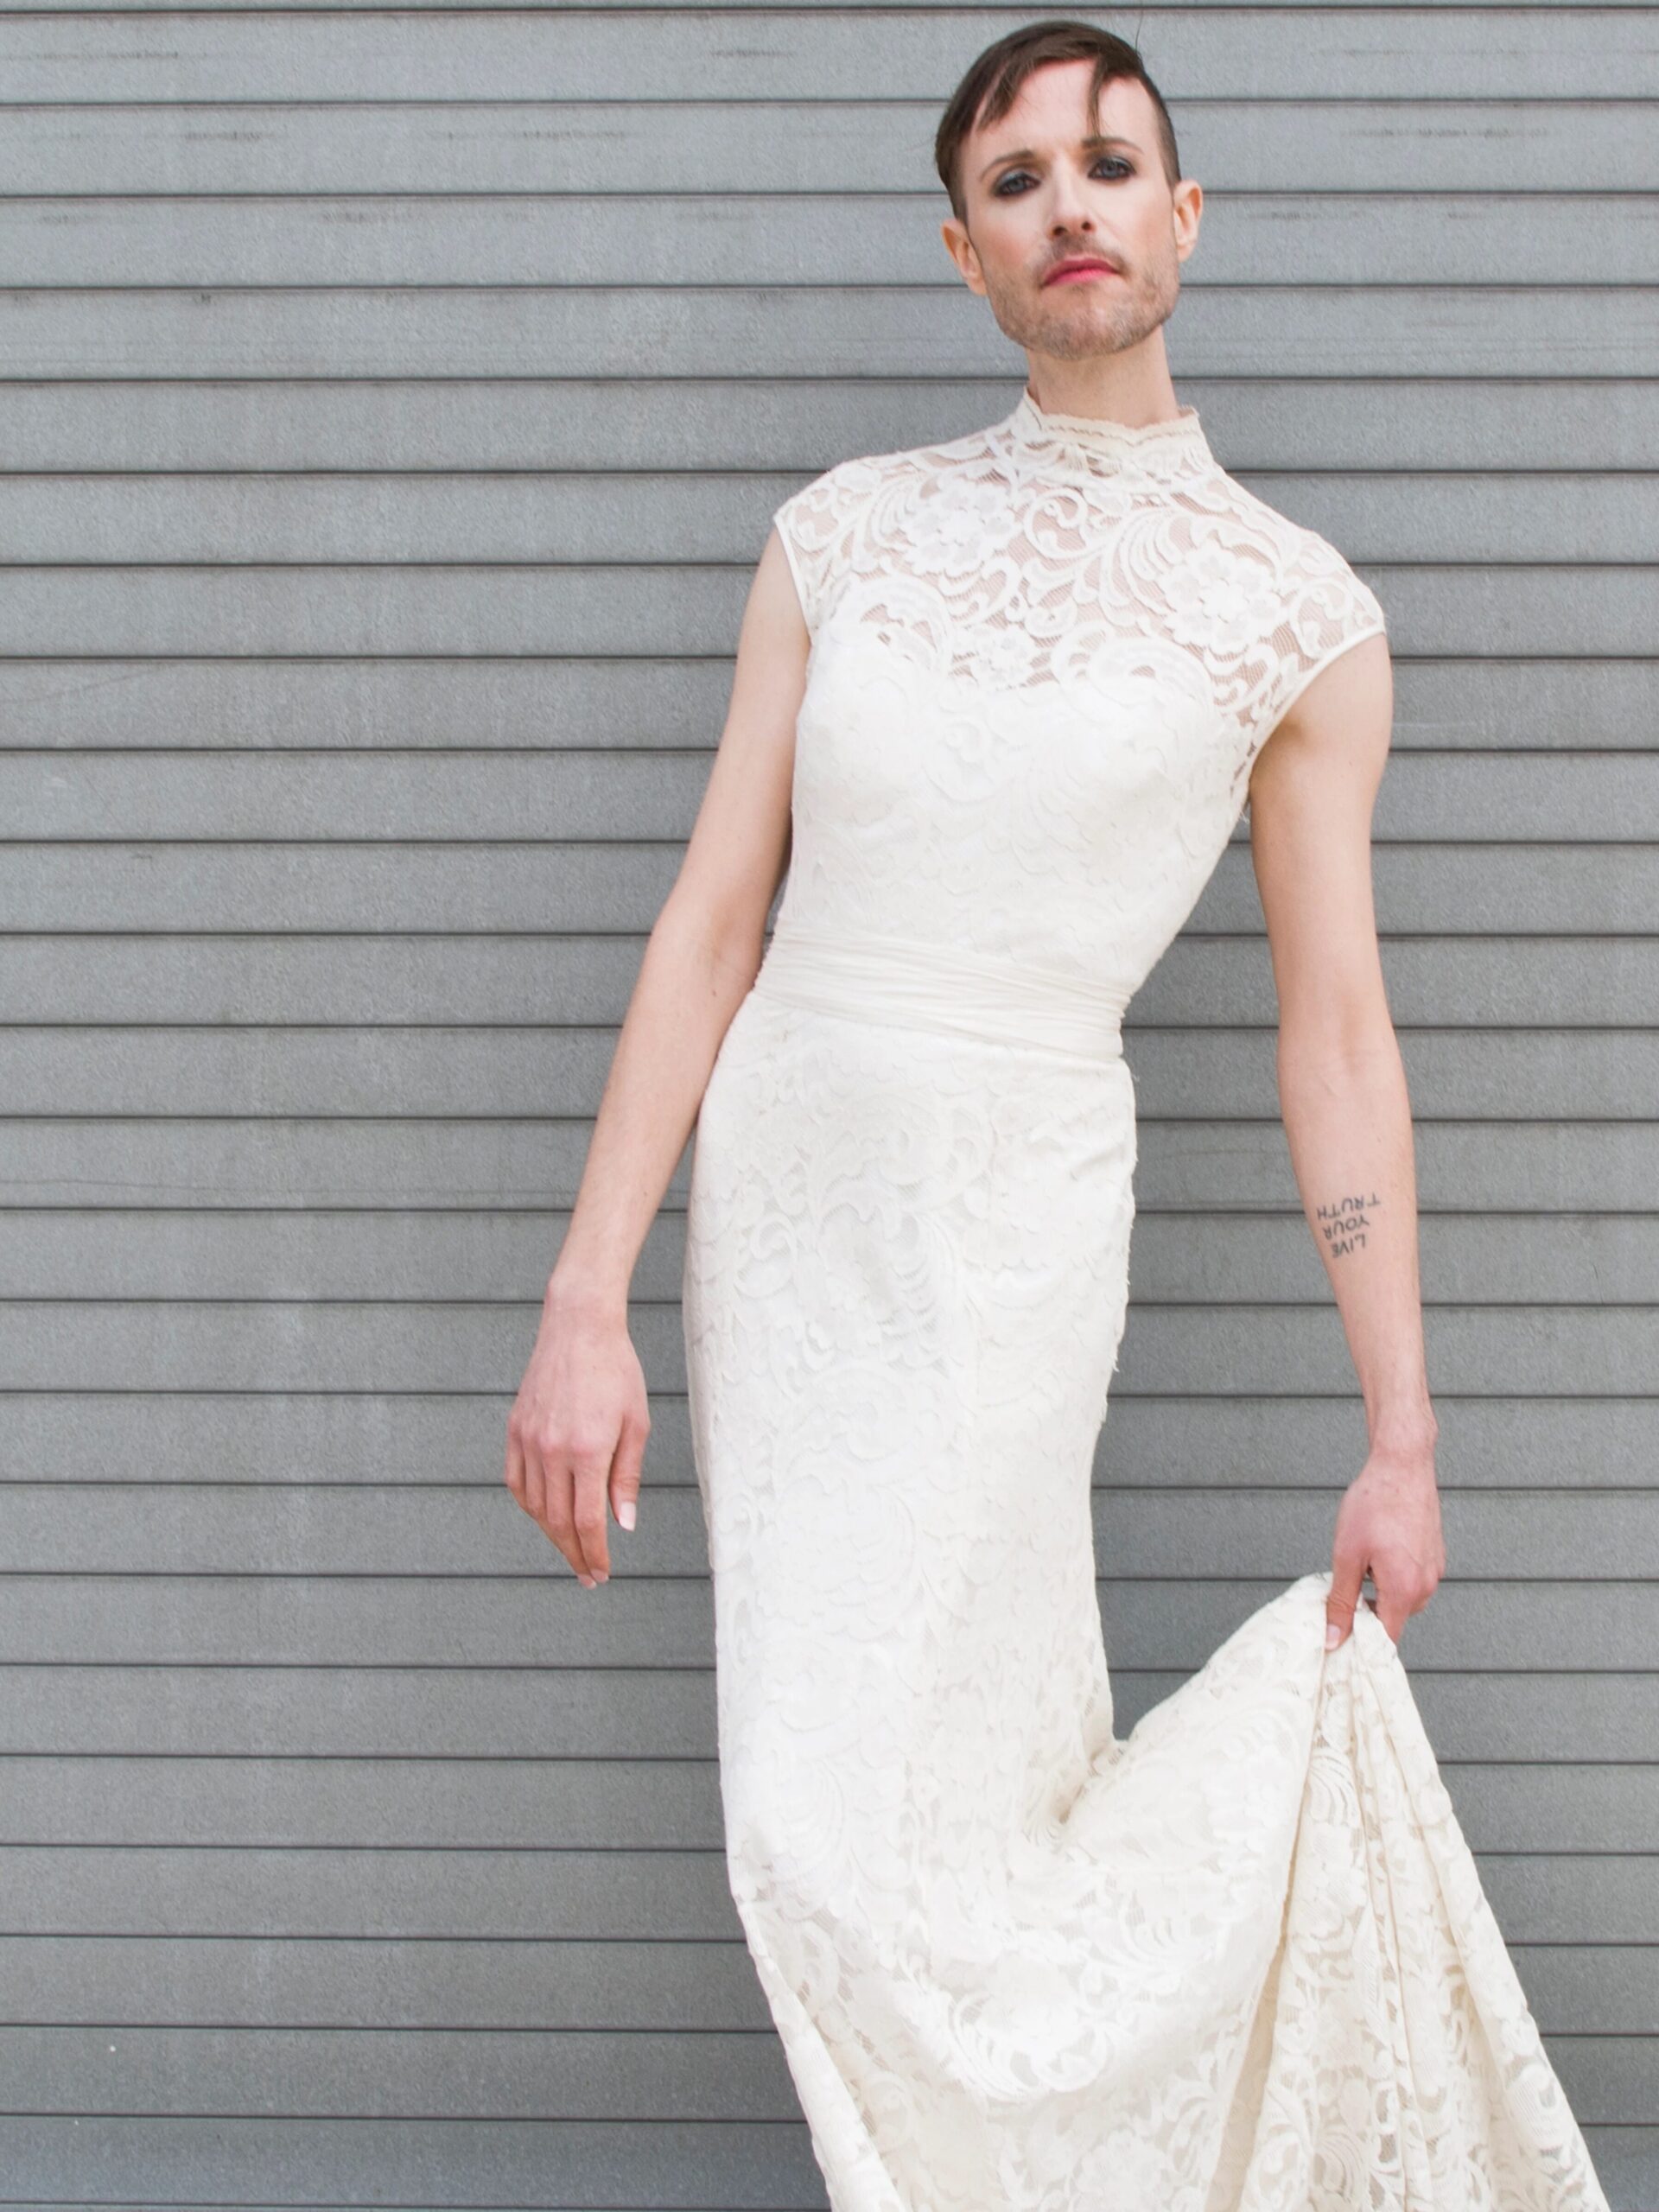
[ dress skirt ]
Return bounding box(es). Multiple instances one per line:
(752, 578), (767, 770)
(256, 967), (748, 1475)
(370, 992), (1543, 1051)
(680, 923), (1611, 2212)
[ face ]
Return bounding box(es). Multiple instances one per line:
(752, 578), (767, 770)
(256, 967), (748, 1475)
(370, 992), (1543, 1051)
(940, 61), (1201, 367)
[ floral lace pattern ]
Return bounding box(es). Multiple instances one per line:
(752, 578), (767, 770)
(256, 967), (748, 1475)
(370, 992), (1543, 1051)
(681, 391), (1610, 2210)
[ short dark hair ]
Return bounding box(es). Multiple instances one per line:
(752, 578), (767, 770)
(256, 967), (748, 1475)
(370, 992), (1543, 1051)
(934, 19), (1181, 223)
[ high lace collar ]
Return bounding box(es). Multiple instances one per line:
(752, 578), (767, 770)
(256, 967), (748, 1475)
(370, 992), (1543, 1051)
(1003, 383), (1212, 482)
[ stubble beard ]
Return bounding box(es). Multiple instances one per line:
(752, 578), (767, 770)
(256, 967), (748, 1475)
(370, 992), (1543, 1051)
(977, 245), (1179, 365)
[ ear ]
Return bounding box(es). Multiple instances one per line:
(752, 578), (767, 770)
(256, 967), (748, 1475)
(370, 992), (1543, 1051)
(1173, 177), (1204, 264)
(939, 217), (987, 296)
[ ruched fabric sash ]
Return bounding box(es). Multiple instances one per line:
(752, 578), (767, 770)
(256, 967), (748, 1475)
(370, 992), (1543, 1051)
(751, 924), (1129, 1064)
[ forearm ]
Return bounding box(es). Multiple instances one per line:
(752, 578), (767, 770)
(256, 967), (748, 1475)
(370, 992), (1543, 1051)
(548, 898), (763, 1322)
(1276, 1021), (1438, 1459)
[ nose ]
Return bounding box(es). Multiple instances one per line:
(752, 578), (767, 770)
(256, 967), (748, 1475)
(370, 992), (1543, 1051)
(1045, 162), (1097, 236)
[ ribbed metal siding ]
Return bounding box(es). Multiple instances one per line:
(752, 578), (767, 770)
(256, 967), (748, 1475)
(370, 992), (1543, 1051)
(0, 7), (1651, 2206)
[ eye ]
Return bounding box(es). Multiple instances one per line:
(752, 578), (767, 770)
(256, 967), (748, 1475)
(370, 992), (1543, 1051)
(992, 156), (1133, 198)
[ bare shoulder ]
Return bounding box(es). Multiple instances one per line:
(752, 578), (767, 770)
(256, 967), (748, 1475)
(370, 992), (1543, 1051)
(1246, 601), (1394, 838)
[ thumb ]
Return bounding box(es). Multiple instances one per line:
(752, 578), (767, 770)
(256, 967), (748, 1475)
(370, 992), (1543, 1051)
(609, 1410), (648, 1534)
(1325, 1553), (1364, 1650)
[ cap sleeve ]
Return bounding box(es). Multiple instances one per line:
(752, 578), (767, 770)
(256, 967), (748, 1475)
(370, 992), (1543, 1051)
(771, 459), (866, 641)
(1245, 531), (1388, 758)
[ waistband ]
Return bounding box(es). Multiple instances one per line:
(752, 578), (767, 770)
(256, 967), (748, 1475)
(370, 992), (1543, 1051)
(751, 925), (1128, 1063)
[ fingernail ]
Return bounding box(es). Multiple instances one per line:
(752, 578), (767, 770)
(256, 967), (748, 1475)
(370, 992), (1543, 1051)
(1325, 1623), (1341, 1649)
(578, 1573), (596, 1589)
(618, 1500), (636, 1530)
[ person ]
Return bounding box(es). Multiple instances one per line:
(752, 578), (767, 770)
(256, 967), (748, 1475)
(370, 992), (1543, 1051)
(505, 17), (1612, 2207)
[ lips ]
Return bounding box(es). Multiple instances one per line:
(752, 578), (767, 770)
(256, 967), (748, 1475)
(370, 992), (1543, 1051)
(1044, 257), (1122, 286)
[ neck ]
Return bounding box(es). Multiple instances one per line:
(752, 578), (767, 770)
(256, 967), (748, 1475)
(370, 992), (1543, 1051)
(1023, 374), (1184, 432)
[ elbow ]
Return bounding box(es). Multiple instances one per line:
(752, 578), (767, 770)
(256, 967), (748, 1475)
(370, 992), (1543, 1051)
(652, 882), (769, 1000)
(1275, 988), (1401, 1090)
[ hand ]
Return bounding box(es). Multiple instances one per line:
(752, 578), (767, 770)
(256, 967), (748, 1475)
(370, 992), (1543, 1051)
(1325, 1433), (1445, 1649)
(505, 1285), (650, 1588)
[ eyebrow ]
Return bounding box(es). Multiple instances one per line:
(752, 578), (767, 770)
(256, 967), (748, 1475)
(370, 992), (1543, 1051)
(979, 133), (1141, 181)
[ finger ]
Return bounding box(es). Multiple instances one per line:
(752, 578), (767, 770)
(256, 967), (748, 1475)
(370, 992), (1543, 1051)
(543, 1459), (598, 1586)
(1372, 1584), (1409, 1646)
(521, 1437), (547, 1527)
(1325, 1552), (1366, 1649)
(570, 1452), (613, 1583)
(505, 1430), (527, 1510)
(609, 1410), (648, 1534)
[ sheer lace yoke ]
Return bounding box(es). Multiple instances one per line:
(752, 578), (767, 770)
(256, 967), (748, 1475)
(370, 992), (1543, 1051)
(769, 386), (1389, 837)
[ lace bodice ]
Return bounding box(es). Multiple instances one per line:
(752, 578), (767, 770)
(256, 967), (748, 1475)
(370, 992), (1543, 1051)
(769, 386), (1387, 1001)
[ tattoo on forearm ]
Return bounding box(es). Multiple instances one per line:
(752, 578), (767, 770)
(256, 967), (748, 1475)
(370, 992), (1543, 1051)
(1316, 1191), (1382, 1261)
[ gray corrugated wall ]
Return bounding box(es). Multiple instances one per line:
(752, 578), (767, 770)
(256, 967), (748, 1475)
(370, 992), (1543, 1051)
(0, 4), (1652, 2206)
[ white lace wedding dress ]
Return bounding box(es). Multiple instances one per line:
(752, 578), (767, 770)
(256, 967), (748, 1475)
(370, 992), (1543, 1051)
(680, 386), (1610, 2211)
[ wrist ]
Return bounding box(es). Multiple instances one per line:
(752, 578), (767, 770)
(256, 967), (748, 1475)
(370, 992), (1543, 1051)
(1367, 1406), (1439, 1465)
(545, 1268), (630, 1327)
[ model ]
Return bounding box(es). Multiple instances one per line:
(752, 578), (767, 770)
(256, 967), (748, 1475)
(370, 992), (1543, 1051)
(507, 18), (1612, 2208)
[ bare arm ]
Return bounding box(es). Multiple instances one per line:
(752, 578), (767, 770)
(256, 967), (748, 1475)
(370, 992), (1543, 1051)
(1246, 630), (1446, 1650)
(505, 524), (810, 1585)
